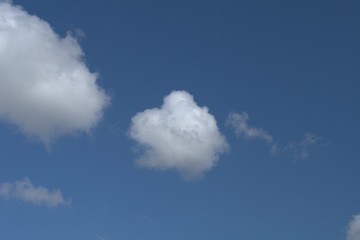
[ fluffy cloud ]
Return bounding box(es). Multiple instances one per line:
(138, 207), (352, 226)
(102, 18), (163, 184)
(0, 177), (70, 208)
(129, 91), (228, 180)
(348, 214), (360, 240)
(0, 2), (109, 145)
(226, 112), (273, 143)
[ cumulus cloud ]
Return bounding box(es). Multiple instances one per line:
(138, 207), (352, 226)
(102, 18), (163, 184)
(347, 213), (360, 240)
(0, 177), (70, 208)
(226, 112), (273, 143)
(129, 91), (228, 180)
(0, 2), (109, 145)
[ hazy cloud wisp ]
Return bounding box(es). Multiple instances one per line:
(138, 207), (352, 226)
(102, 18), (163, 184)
(0, 2), (109, 145)
(348, 214), (360, 240)
(281, 133), (322, 159)
(226, 111), (322, 159)
(226, 112), (273, 143)
(129, 91), (228, 180)
(0, 177), (70, 208)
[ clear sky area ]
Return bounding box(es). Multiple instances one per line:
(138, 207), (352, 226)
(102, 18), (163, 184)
(0, 0), (359, 239)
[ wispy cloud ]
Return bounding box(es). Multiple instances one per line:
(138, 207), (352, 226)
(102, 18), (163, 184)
(226, 111), (322, 159)
(347, 213), (360, 240)
(0, 177), (70, 208)
(279, 133), (323, 159)
(226, 112), (273, 143)
(129, 91), (229, 180)
(0, 2), (109, 146)
(96, 235), (107, 240)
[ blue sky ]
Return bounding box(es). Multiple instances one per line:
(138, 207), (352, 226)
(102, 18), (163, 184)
(0, 0), (359, 239)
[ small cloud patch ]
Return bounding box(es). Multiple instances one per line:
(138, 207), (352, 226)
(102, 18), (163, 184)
(129, 91), (228, 180)
(0, 177), (70, 208)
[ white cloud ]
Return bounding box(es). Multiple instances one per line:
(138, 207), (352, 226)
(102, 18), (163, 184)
(129, 91), (228, 180)
(0, 177), (70, 208)
(348, 213), (360, 240)
(226, 112), (273, 143)
(0, 2), (109, 145)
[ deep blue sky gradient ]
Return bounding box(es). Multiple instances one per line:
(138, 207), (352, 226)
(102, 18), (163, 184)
(0, 0), (359, 239)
